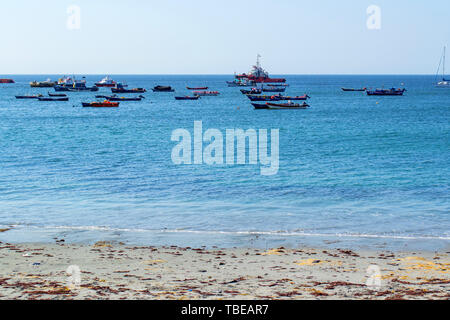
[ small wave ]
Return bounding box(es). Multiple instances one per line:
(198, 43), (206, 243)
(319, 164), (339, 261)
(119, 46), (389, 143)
(29, 225), (450, 241)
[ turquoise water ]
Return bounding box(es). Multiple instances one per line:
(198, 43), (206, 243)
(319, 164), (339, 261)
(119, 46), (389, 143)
(0, 75), (449, 251)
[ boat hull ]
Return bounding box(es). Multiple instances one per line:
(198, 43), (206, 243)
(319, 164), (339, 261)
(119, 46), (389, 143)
(175, 96), (200, 100)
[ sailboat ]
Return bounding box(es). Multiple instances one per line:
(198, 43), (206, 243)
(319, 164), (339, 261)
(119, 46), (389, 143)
(436, 46), (450, 87)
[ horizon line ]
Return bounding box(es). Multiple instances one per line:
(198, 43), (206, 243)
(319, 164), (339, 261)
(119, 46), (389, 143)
(0, 73), (442, 76)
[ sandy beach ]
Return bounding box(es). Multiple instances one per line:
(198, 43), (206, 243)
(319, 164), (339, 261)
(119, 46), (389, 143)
(0, 241), (448, 300)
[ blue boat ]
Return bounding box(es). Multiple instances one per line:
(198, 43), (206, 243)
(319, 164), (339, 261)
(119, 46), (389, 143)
(247, 94), (282, 101)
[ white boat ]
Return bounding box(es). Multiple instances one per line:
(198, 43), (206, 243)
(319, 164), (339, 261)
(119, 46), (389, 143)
(436, 46), (450, 87)
(95, 76), (117, 87)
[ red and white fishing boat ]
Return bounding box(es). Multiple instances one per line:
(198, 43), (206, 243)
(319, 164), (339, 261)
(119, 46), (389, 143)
(95, 76), (117, 87)
(235, 55), (286, 83)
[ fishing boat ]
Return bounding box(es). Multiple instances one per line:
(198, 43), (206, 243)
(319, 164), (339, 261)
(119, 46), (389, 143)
(247, 94), (282, 101)
(57, 76), (74, 86)
(175, 96), (200, 100)
(48, 92), (67, 97)
(15, 94), (43, 99)
(267, 84), (289, 87)
(0, 79), (14, 83)
(262, 87), (286, 93)
(234, 55), (286, 83)
(95, 76), (117, 87)
(38, 97), (69, 101)
(152, 85), (174, 92)
(226, 80), (257, 87)
(366, 88), (406, 96)
(112, 84), (146, 93)
(30, 79), (57, 87)
(252, 102), (309, 109)
(436, 46), (450, 87)
(193, 91), (220, 96)
(266, 102), (310, 109)
(280, 94), (310, 101)
(341, 88), (366, 92)
(186, 86), (208, 90)
(67, 83), (99, 92)
(106, 95), (145, 101)
(240, 88), (262, 94)
(82, 100), (119, 108)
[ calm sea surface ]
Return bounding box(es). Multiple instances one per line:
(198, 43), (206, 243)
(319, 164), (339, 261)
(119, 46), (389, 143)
(0, 75), (449, 251)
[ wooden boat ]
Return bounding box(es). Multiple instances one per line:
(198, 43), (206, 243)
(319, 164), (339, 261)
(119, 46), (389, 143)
(193, 91), (220, 96)
(280, 94), (310, 101)
(111, 83), (146, 93)
(152, 85), (174, 92)
(262, 87), (286, 93)
(366, 88), (406, 96)
(266, 102), (309, 109)
(106, 95), (145, 101)
(175, 96), (200, 100)
(15, 94), (43, 99)
(226, 80), (256, 87)
(38, 97), (69, 101)
(252, 102), (310, 109)
(241, 89), (262, 94)
(247, 94), (282, 101)
(0, 79), (15, 83)
(55, 82), (98, 92)
(186, 86), (208, 90)
(267, 84), (289, 87)
(341, 88), (366, 92)
(82, 100), (119, 108)
(48, 92), (67, 97)
(30, 79), (57, 88)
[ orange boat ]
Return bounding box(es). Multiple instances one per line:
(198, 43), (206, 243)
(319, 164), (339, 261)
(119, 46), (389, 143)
(82, 100), (119, 108)
(0, 79), (15, 83)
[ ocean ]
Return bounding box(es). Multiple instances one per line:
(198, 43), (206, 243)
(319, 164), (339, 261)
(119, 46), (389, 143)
(0, 75), (449, 251)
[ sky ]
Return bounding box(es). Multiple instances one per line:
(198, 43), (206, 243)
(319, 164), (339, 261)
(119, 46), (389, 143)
(0, 0), (449, 74)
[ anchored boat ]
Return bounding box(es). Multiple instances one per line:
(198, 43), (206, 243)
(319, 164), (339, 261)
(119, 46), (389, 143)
(193, 91), (220, 96)
(82, 100), (119, 108)
(38, 97), (69, 101)
(252, 102), (309, 109)
(436, 46), (450, 87)
(234, 55), (286, 83)
(366, 88), (406, 96)
(30, 79), (57, 87)
(341, 88), (366, 92)
(15, 94), (43, 99)
(186, 86), (208, 90)
(152, 85), (174, 92)
(0, 79), (14, 83)
(95, 76), (117, 87)
(175, 96), (200, 100)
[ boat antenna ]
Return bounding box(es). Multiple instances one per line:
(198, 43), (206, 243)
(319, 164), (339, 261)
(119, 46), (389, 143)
(256, 54), (261, 69)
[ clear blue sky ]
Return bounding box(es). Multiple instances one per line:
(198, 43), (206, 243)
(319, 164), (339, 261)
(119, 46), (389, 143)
(1, 0), (449, 74)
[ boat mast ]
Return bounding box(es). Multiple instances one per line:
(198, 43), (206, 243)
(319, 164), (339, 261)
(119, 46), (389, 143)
(443, 46), (446, 79)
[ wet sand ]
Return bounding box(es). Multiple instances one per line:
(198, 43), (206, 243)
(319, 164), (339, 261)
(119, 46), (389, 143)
(0, 241), (448, 300)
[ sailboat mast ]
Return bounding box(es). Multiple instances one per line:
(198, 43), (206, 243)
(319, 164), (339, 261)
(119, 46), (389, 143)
(443, 46), (446, 78)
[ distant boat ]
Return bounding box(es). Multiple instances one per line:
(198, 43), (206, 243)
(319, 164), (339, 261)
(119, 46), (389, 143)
(15, 94), (43, 99)
(95, 76), (117, 87)
(341, 87), (366, 92)
(193, 91), (220, 96)
(175, 96), (200, 100)
(55, 80), (98, 92)
(112, 84), (146, 93)
(235, 55), (286, 83)
(366, 88), (406, 96)
(240, 88), (262, 94)
(262, 87), (286, 93)
(48, 92), (67, 97)
(226, 80), (256, 87)
(106, 95), (145, 101)
(280, 94), (310, 101)
(186, 86), (208, 90)
(252, 102), (309, 109)
(82, 100), (119, 108)
(30, 79), (57, 87)
(152, 85), (174, 92)
(266, 102), (310, 109)
(0, 79), (14, 83)
(247, 94), (282, 101)
(436, 46), (450, 87)
(38, 97), (69, 101)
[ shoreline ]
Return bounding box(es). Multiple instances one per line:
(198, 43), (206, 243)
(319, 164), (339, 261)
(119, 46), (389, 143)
(1, 241), (448, 300)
